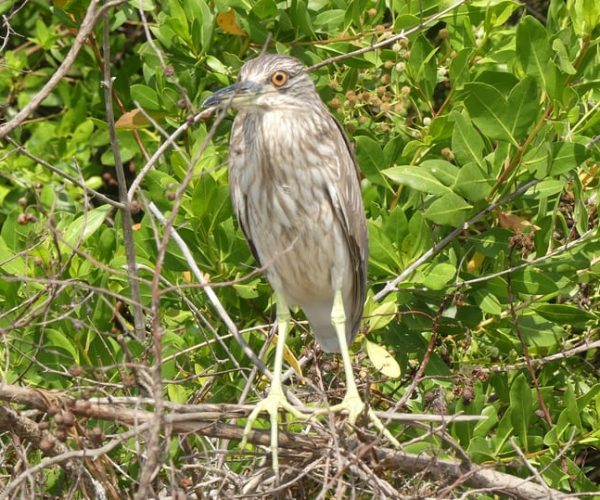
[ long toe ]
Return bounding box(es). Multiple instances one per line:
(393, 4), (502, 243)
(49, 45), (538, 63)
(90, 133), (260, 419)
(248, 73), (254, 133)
(241, 390), (309, 475)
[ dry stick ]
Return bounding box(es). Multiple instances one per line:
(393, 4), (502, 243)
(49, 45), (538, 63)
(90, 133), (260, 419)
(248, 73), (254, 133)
(373, 179), (539, 302)
(0, 405), (102, 500)
(126, 110), (212, 204)
(146, 202), (269, 378)
(506, 247), (554, 427)
(0, 0), (126, 140)
(0, 421), (149, 500)
(390, 293), (456, 415)
(510, 438), (554, 497)
(136, 107), (228, 500)
(102, 14), (145, 341)
(0, 400), (568, 500)
(308, 0), (468, 72)
(3, 383), (561, 497)
(457, 227), (597, 287)
(481, 337), (600, 373)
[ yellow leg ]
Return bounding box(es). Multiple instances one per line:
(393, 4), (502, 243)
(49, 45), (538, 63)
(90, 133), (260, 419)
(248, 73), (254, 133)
(240, 294), (308, 476)
(326, 291), (400, 447)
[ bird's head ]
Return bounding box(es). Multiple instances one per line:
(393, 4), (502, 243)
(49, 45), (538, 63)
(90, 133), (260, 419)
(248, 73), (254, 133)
(203, 54), (318, 112)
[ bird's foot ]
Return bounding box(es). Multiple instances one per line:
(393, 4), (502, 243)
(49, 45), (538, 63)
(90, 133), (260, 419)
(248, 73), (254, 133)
(326, 393), (401, 447)
(240, 387), (309, 476)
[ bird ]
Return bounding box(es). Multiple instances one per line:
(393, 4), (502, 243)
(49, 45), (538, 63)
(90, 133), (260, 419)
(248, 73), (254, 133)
(203, 54), (399, 473)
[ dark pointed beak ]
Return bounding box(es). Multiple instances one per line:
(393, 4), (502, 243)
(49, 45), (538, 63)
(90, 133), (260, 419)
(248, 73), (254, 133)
(202, 81), (263, 109)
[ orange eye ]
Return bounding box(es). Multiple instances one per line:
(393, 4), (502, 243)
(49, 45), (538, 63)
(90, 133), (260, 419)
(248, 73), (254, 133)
(271, 70), (288, 87)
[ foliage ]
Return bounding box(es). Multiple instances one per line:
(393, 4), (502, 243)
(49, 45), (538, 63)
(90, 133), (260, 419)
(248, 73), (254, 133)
(0, 0), (599, 496)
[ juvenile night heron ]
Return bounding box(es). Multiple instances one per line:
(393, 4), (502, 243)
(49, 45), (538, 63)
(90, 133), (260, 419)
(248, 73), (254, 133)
(204, 54), (398, 471)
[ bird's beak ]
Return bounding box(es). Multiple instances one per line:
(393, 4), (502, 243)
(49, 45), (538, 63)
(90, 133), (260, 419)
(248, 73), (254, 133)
(202, 81), (263, 109)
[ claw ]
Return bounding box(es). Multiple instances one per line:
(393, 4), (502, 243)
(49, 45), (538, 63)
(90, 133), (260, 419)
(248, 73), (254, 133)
(240, 387), (308, 476)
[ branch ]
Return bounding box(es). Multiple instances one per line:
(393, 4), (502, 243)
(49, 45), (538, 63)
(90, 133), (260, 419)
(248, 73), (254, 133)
(0, 405), (101, 499)
(0, 383), (571, 500)
(102, 12), (145, 341)
(308, 0), (469, 71)
(373, 180), (539, 302)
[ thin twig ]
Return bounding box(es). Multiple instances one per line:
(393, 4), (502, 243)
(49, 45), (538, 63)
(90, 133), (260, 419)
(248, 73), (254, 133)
(308, 0), (468, 71)
(102, 12), (145, 341)
(373, 179), (539, 302)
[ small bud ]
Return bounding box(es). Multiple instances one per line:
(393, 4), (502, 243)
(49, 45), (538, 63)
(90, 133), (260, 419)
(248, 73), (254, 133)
(367, 8), (377, 17)
(130, 199), (141, 215)
(167, 192), (176, 201)
(384, 60), (394, 69)
(68, 366), (83, 377)
(395, 62), (405, 72)
(441, 147), (455, 161)
(164, 65), (175, 77)
(423, 117), (432, 126)
(438, 28), (450, 39)
(62, 411), (75, 427)
(401, 85), (411, 96)
(17, 213), (28, 225)
(55, 429), (67, 442)
(380, 74), (390, 85)
(18, 197), (27, 207)
(329, 97), (341, 109)
(40, 436), (56, 452)
(375, 24), (385, 33)
(90, 426), (104, 444)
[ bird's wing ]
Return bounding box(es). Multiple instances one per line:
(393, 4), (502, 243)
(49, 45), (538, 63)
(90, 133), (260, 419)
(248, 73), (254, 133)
(327, 114), (369, 337)
(228, 116), (262, 267)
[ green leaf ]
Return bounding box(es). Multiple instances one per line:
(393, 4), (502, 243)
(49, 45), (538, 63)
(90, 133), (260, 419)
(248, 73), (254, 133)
(451, 112), (485, 169)
(0, 236), (26, 275)
(421, 159), (459, 186)
(550, 142), (590, 176)
(167, 383), (189, 404)
(516, 16), (551, 92)
(463, 83), (516, 145)
(449, 48), (473, 90)
(63, 204), (112, 249)
(424, 193), (472, 227)
(130, 84), (160, 111)
(365, 340), (401, 378)
(473, 405), (499, 437)
(533, 304), (596, 325)
(46, 328), (80, 363)
(510, 373), (532, 451)
(510, 268), (559, 295)
(453, 162), (493, 202)
(505, 77), (539, 139)
(552, 39), (577, 75)
(526, 179), (565, 199)
(356, 136), (386, 185)
(368, 301), (398, 331)
(420, 263), (456, 290)
(383, 165), (452, 195)
(568, 0), (600, 35)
